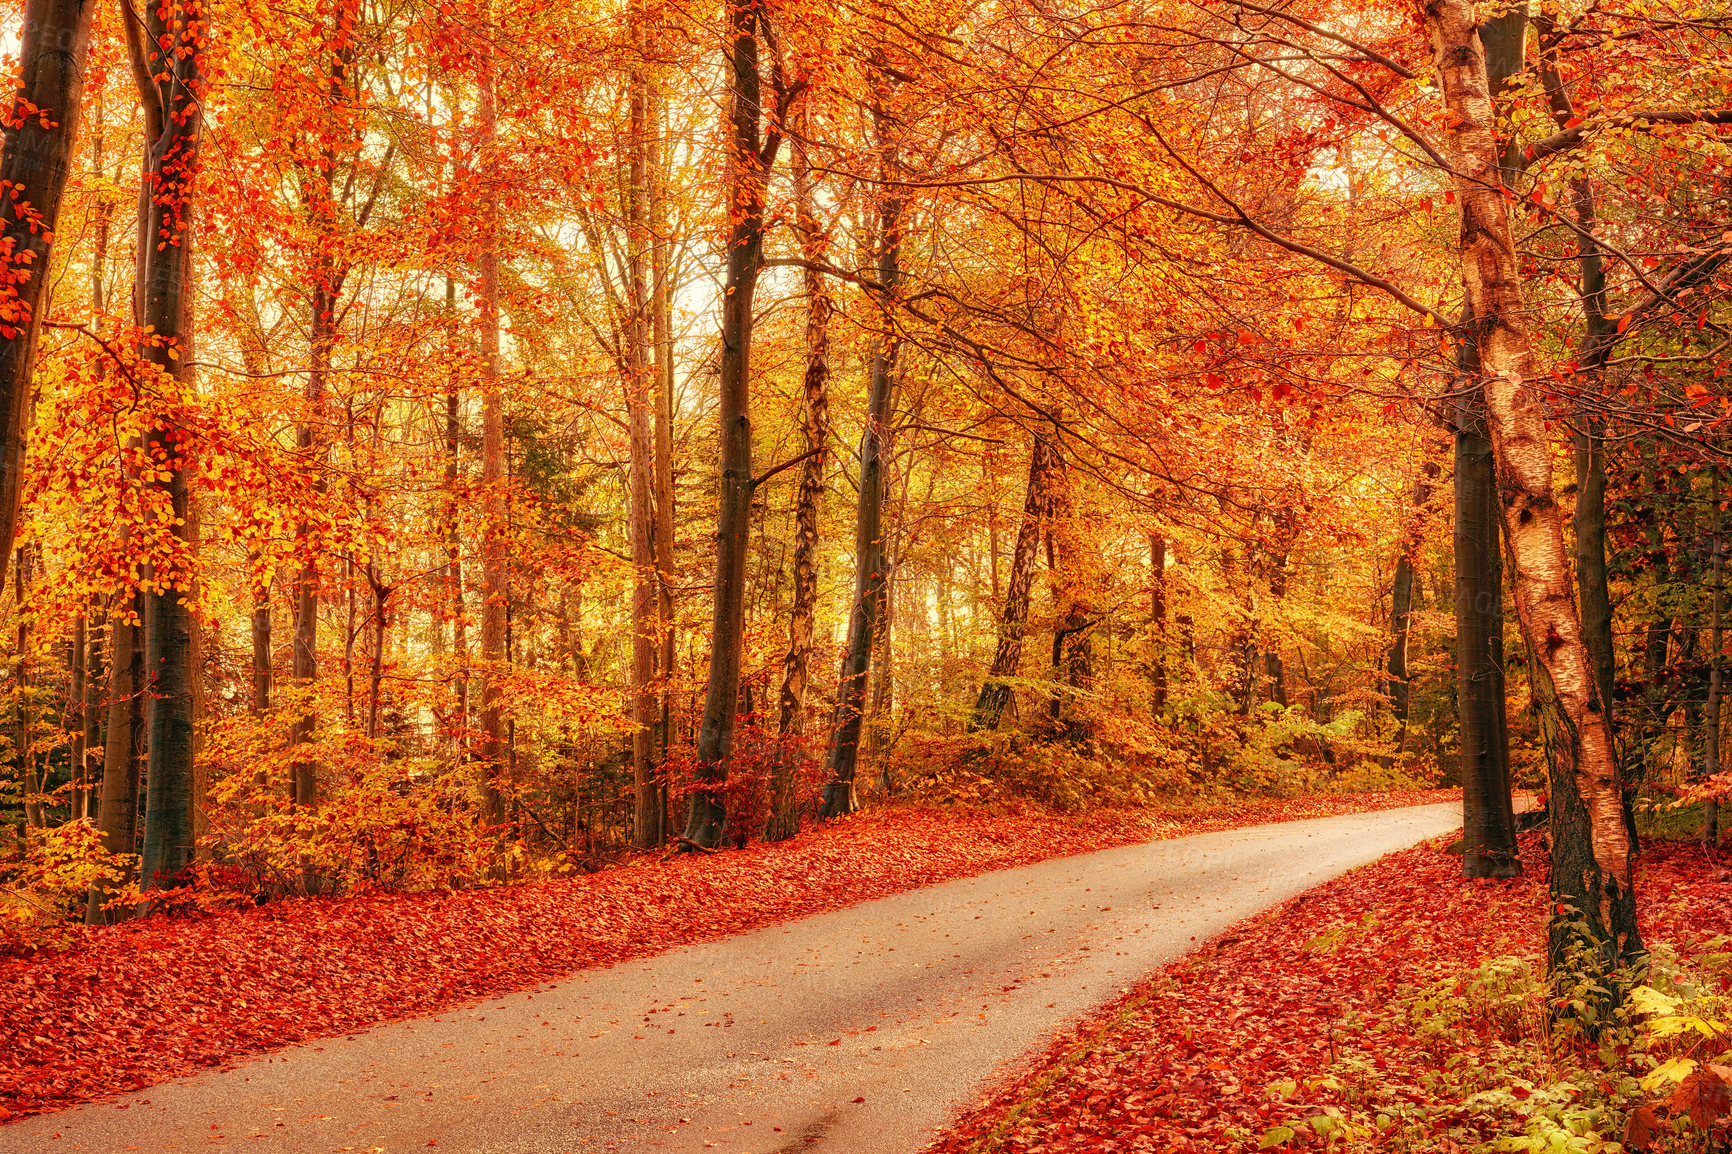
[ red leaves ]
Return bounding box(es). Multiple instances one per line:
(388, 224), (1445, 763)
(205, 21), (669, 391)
(1669, 1069), (1731, 1130)
(1625, 1103), (1660, 1149)
(932, 832), (1732, 1154)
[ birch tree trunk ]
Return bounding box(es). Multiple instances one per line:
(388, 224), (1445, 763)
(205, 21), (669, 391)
(1424, 0), (1642, 970)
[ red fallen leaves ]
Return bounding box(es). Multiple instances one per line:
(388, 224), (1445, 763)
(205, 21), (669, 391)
(0, 790), (1453, 1120)
(1627, 1102), (1662, 1148)
(1670, 1069), (1731, 1130)
(928, 833), (1732, 1154)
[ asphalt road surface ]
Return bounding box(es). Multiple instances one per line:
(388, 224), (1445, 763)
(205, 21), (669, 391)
(6, 803), (1461, 1154)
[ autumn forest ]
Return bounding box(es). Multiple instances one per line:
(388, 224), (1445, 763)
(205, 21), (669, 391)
(0, 0), (1731, 1146)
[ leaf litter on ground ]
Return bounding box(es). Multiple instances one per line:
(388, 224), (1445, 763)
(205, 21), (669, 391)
(0, 787), (1456, 1120)
(924, 829), (1732, 1154)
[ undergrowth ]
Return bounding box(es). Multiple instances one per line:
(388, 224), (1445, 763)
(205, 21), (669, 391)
(928, 832), (1732, 1154)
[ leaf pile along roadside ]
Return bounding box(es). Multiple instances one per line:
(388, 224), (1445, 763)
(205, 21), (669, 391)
(927, 832), (1732, 1154)
(0, 789), (1455, 1121)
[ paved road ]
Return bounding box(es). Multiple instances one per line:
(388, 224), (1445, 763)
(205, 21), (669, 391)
(6, 804), (1461, 1154)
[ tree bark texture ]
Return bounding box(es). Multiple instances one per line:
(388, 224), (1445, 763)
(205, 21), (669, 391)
(973, 431), (1060, 731)
(1706, 473), (1724, 845)
(15, 548), (39, 828)
(767, 118), (831, 842)
(443, 277), (469, 744)
(86, 589), (142, 924)
(1149, 532), (1168, 716)
(1386, 466), (1437, 754)
(683, 0), (782, 847)
(477, 19), (507, 827)
(626, 14), (661, 849)
(132, 0), (203, 895)
(1425, 0), (1642, 968)
(650, 72), (677, 819)
(1449, 7), (1522, 880)
(822, 89), (902, 821)
(0, 0), (100, 595)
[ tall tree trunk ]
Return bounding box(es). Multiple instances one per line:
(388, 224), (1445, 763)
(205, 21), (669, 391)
(869, 553), (897, 790)
(477, 15), (507, 826)
(682, 0), (784, 848)
(626, 10), (661, 848)
(290, 28), (349, 826)
(84, 605), (105, 815)
(70, 599), (86, 821)
(86, 588), (142, 924)
(1387, 466), (1437, 755)
(821, 87), (902, 819)
(366, 572), (388, 740)
(291, 276), (330, 818)
(0, 0), (100, 595)
(444, 276), (469, 746)
(1455, 322), (1517, 878)
(1706, 471), (1724, 845)
(1149, 532), (1168, 716)
(15, 548), (39, 828)
(1535, 29), (1620, 752)
(1044, 463), (1093, 739)
(1425, 0), (1642, 971)
(973, 431), (1059, 731)
(132, 0), (203, 896)
(1450, 6), (1523, 879)
(1634, 453), (1671, 797)
(1263, 510), (1294, 710)
(650, 72), (677, 815)
(766, 119), (832, 842)
(1538, 40), (1628, 835)
(75, 95), (113, 825)
(251, 567), (271, 716)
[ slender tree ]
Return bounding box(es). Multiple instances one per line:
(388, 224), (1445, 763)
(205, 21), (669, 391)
(477, 5), (507, 826)
(973, 431), (1060, 732)
(626, 1), (661, 847)
(682, 0), (786, 847)
(767, 101), (832, 841)
(1706, 471), (1724, 845)
(822, 81), (902, 819)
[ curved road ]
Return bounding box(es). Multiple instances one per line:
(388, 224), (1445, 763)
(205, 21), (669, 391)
(6, 804), (1460, 1154)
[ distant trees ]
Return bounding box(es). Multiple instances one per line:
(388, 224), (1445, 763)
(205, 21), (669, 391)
(0, 0), (1727, 990)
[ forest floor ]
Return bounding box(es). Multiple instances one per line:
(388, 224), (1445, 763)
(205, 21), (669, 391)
(924, 827), (1732, 1154)
(0, 786), (1455, 1121)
